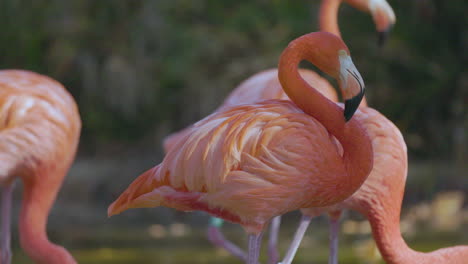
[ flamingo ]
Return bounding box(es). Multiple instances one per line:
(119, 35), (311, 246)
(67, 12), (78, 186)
(108, 32), (373, 264)
(0, 70), (81, 264)
(163, 0), (395, 262)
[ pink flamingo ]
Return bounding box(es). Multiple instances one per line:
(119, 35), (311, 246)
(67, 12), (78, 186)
(163, 0), (395, 262)
(0, 70), (81, 264)
(108, 32), (373, 264)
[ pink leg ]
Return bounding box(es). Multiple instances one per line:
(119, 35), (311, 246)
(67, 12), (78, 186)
(247, 233), (263, 264)
(328, 216), (340, 264)
(1, 182), (14, 264)
(280, 215), (312, 264)
(267, 216), (281, 264)
(207, 219), (247, 261)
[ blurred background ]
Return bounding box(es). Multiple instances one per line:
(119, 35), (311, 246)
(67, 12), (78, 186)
(1, 0), (466, 263)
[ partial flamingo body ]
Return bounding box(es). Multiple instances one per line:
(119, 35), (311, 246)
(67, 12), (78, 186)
(0, 70), (81, 264)
(280, 103), (408, 264)
(108, 32), (373, 264)
(295, 123), (468, 264)
(112, 100), (362, 231)
(334, 124), (468, 264)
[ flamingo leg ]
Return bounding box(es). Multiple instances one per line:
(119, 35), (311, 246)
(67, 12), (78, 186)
(207, 217), (247, 261)
(328, 216), (340, 264)
(280, 215), (312, 264)
(267, 216), (281, 264)
(247, 232), (263, 264)
(1, 182), (14, 264)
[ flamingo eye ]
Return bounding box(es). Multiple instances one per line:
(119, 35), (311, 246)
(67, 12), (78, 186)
(338, 50), (348, 57)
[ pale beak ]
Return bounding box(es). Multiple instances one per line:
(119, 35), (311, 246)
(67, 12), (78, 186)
(370, 0), (396, 47)
(338, 53), (365, 122)
(343, 69), (365, 121)
(377, 24), (393, 47)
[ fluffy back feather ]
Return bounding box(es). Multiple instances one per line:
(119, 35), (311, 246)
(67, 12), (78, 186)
(0, 70), (81, 182)
(110, 100), (349, 230)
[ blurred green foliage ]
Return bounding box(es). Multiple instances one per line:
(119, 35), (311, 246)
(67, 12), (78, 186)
(0, 0), (466, 162)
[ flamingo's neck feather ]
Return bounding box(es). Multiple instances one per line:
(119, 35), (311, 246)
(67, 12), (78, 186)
(319, 0), (342, 37)
(278, 32), (373, 208)
(19, 171), (77, 264)
(365, 204), (468, 264)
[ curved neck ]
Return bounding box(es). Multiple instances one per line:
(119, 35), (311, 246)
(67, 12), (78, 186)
(366, 206), (468, 264)
(319, 0), (342, 37)
(278, 34), (373, 200)
(19, 174), (77, 264)
(365, 201), (416, 263)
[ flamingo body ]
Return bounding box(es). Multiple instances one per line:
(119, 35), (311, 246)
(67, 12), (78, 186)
(0, 70), (80, 264)
(345, 116), (468, 264)
(110, 100), (356, 234)
(302, 102), (407, 218)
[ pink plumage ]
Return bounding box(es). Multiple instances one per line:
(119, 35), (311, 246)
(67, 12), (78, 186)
(108, 32), (374, 263)
(0, 70), (81, 264)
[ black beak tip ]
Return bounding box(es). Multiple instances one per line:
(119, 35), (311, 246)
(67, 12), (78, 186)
(344, 91), (365, 122)
(377, 25), (393, 47)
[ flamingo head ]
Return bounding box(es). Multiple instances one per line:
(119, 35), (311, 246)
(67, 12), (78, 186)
(279, 32), (366, 121)
(368, 0), (396, 46)
(301, 32), (365, 121)
(336, 49), (365, 122)
(314, 32), (364, 121)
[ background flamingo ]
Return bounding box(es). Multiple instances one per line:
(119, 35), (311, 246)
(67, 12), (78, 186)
(320, 0), (396, 46)
(0, 70), (81, 264)
(108, 32), (373, 264)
